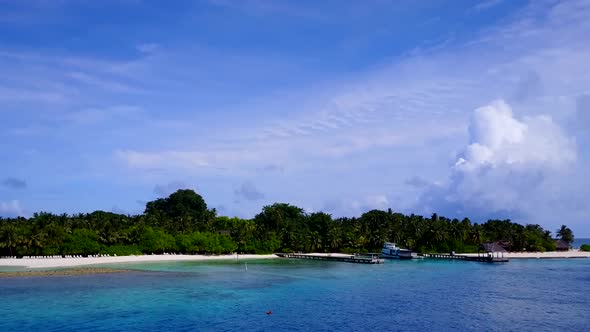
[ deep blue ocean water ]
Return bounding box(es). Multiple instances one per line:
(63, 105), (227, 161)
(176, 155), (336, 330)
(572, 238), (590, 248)
(1, 258), (589, 332)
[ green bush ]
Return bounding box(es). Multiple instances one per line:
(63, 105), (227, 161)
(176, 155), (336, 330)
(580, 244), (590, 252)
(341, 247), (368, 254)
(62, 229), (101, 255)
(543, 240), (557, 252)
(460, 244), (480, 253)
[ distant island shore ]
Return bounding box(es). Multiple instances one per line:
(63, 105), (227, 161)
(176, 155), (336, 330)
(2, 250), (590, 273)
(1, 190), (585, 262)
(0, 253), (278, 270)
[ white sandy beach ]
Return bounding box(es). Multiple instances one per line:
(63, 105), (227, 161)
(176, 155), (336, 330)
(0, 254), (278, 269)
(2, 250), (588, 270)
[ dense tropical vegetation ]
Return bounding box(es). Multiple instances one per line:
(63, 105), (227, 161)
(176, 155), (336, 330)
(0, 190), (573, 257)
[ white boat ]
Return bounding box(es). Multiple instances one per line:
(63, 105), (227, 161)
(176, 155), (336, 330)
(381, 242), (416, 259)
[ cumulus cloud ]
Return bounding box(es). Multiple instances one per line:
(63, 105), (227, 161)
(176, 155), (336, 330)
(234, 182), (264, 201)
(456, 100), (575, 171)
(0, 200), (25, 217)
(363, 195), (390, 210)
(1, 178), (27, 189)
(416, 100), (577, 220)
(154, 180), (190, 197)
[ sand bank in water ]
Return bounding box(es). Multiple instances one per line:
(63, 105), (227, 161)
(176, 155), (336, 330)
(0, 267), (134, 277)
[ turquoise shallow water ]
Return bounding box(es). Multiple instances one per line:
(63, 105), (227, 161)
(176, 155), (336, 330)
(1, 258), (589, 331)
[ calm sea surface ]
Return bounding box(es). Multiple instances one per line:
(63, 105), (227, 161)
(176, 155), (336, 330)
(572, 238), (590, 248)
(1, 258), (589, 332)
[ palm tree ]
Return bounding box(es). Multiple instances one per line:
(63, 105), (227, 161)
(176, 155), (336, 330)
(26, 229), (47, 255)
(327, 225), (342, 251)
(470, 224), (484, 245)
(308, 231), (321, 252)
(0, 223), (18, 256)
(556, 225), (574, 243)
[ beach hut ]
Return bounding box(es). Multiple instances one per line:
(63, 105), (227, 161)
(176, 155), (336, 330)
(479, 242), (507, 259)
(555, 239), (570, 251)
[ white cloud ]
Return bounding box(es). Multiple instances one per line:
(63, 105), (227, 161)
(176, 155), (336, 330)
(108, 0), (590, 226)
(364, 195), (390, 210)
(115, 150), (210, 169)
(137, 43), (160, 54)
(1, 0), (590, 230)
(417, 100), (577, 220)
(67, 71), (144, 93)
(456, 100), (575, 172)
(0, 200), (25, 217)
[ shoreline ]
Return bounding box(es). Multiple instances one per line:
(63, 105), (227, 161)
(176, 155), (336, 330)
(0, 253), (278, 270)
(1, 250), (588, 271)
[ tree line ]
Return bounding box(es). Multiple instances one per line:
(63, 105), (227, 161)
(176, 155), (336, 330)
(0, 189), (574, 257)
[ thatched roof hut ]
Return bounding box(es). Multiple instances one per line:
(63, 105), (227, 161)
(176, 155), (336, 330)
(555, 239), (570, 251)
(480, 242), (507, 253)
(479, 242), (507, 258)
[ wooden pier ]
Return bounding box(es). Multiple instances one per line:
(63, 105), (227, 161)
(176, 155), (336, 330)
(421, 253), (508, 263)
(276, 253), (385, 264)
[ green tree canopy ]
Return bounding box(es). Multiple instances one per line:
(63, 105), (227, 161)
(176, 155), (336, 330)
(144, 189), (214, 232)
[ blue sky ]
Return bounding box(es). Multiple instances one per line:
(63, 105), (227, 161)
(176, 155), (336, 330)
(1, 0), (589, 236)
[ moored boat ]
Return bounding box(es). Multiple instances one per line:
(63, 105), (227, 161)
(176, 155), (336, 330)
(381, 242), (416, 259)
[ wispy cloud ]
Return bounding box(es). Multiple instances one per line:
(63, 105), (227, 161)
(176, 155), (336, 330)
(1, 178), (27, 189)
(234, 181), (265, 201)
(64, 105), (144, 126)
(1, 0), (590, 230)
(0, 200), (25, 217)
(136, 43), (160, 54)
(67, 71), (145, 94)
(473, 0), (504, 12)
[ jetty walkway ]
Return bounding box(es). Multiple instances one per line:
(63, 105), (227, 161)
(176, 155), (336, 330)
(421, 253), (508, 263)
(276, 253), (385, 264)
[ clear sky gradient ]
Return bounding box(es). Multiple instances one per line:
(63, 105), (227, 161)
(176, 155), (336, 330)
(1, 0), (589, 236)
